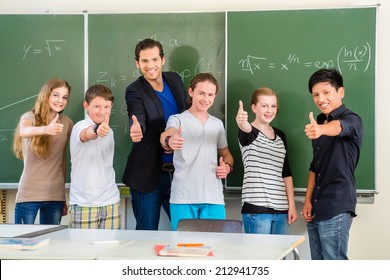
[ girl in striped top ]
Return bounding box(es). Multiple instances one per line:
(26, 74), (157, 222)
(236, 87), (297, 234)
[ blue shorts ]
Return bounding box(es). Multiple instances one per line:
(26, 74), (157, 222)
(170, 203), (226, 231)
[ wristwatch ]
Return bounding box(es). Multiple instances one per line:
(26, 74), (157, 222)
(93, 123), (101, 135)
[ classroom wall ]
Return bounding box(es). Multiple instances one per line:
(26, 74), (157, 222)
(1, 0), (389, 260)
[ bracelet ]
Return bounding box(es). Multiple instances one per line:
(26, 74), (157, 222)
(164, 135), (172, 149)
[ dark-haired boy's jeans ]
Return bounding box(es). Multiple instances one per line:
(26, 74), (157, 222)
(307, 212), (353, 260)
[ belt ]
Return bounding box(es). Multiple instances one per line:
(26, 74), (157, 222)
(162, 162), (174, 172)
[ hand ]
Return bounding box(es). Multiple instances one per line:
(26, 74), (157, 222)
(62, 202), (68, 217)
(236, 100), (248, 125)
(130, 115), (143, 142)
(168, 126), (184, 150)
(301, 202), (315, 222)
(44, 113), (63, 135)
(97, 114), (110, 137)
(216, 157), (230, 179)
(304, 112), (322, 139)
(288, 207), (298, 225)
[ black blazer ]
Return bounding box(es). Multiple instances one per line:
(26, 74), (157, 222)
(122, 72), (187, 193)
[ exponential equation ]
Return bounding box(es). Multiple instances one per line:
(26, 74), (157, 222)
(238, 43), (371, 75)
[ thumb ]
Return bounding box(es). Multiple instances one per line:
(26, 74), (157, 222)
(132, 115), (139, 126)
(176, 126), (182, 136)
(309, 112), (317, 125)
(103, 114), (110, 125)
(238, 100), (244, 112)
(219, 156), (225, 166)
(50, 113), (59, 124)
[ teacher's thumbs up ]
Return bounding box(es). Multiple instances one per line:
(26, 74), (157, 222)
(130, 115), (143, 142)
(305, 112), (322, 139)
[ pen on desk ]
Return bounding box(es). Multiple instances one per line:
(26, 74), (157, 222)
(177, 243), (204, 247)
(90, 240), (119, 245)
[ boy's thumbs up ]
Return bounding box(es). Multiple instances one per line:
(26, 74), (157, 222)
(176, 126), (182, 136)
(103, 113), (110, 125)
(216, 157), (229, 179)
(309, 112), (317, 125)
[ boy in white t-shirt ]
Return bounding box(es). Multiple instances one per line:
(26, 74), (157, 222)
(160, 73), (234, 231)
(69, 84), (120, 229)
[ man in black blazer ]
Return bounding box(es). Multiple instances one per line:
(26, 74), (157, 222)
(122, 38), (187, 230)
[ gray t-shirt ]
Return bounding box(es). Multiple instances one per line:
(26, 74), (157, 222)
(166, 110), (228, 204)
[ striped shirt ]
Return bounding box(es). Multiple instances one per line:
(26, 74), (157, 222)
(239, 126), (292, 212)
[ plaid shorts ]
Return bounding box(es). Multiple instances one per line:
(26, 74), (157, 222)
(68, 202), (121, 229)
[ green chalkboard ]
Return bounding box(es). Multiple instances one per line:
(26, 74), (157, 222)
(0, 14), (84, 184)
(0, 9), (375, 193)
(226, 8), (376, 191)
(88, 12), (225, 184)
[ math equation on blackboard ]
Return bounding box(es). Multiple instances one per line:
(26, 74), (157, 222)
(237, 43), (371, 75)
(22, 39), (65, 60)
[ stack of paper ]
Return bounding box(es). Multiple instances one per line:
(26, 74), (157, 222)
(156, 244), (212, 257)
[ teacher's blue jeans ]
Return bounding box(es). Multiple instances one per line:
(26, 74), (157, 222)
(130, 171), (172, 230)
(14, 201), (64, 225)
(307, 212), (353, 260)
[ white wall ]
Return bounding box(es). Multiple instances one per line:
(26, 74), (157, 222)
(1, 0), (389, 260)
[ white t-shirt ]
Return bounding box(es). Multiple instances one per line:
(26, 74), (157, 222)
(69, 115), (119, 207)
(167, 110), (228, 205)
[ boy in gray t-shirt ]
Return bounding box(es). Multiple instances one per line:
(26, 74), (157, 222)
(160, 73), (234, 231)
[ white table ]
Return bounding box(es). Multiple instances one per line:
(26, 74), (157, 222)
(0, 224), (67, 238)
(0, 225), (304, 260)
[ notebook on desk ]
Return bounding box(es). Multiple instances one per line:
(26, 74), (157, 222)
(155, 244), (213, 257)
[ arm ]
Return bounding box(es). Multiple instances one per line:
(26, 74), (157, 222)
(19, 113), (63, 138)
(79, 125), (99, 143)
(216, 147), (234, 179)
(283, 176), (298, 224)
(302, 170), (316, 222)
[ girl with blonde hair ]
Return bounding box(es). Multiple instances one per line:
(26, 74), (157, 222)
(13, 78), (73, 224)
